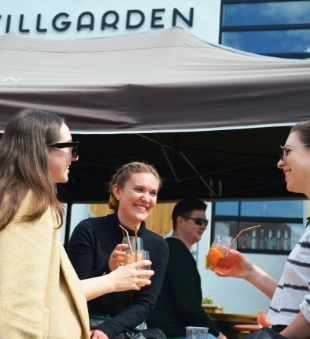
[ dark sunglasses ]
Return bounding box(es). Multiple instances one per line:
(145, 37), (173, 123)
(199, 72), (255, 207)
(51, 141), (79, 158)
(183, 216), (209, 227)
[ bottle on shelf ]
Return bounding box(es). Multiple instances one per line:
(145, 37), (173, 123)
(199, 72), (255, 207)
(267, 230), (273, 250)
(283, 230), (290, 251)
(251, 229), (257, 249)
(276, 230), (281, 250)
(259, 229), (265, 249)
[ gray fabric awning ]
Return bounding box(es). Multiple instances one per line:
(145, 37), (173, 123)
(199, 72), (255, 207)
(0, 27), (308, 201)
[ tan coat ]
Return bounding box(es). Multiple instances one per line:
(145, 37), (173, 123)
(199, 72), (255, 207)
(0, 193), (90, 338)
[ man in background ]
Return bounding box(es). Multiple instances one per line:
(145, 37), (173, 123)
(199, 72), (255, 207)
(147, 198), (226, 339)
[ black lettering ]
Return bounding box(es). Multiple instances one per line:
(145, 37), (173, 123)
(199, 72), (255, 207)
(151, 9), (165, 28)
(126, 10), (144, 29)
(172, 8), (194, 27)
(77, 11), (94, 31)
(101, 11), (119, 29)
(52, 13), (71, 32)
(36, 14), (47, 32)
(5, 15), (11, 33)
(19, 14), (30, 33)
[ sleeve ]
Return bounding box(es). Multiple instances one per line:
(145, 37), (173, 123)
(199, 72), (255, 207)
(300, 294), (310, 323)
(95, 239), (169, 339)
(67, 220), (111, 278)
(165, 241), (220, 337)
(0, 207), (54, 338)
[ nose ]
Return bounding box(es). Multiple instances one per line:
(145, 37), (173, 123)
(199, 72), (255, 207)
(277, 158), (284, 169)
(141, 193), (150, 202)
(72, 155), (79, 162)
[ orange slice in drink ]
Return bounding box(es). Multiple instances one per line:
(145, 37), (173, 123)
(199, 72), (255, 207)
(207, 248), (224, 269)
(257, 312), (271, 327)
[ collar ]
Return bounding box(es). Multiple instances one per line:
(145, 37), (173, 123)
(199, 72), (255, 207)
(107, 212), (146, 238)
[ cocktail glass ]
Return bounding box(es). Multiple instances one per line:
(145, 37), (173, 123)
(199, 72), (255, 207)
(257, 308), (271, 328)
(207, 235), (237, 274)
(122, 236), (144, 252)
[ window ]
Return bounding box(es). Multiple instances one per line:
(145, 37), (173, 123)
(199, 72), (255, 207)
(212, 200), (306, 253)
(221, 0), (310, 59)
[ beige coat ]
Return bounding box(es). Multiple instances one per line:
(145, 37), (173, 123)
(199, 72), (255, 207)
(0, 193), (90, 338)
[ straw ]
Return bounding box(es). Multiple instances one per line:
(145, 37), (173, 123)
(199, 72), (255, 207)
(119, 224), (132, 250)
(230, 225), (261, 248)
(134, 225), (140, 261)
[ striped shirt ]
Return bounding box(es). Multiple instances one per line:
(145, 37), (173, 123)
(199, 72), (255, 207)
(268, 225), (310, 326)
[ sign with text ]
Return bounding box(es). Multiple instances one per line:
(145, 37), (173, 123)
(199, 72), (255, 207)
(0, 0), (220, 42)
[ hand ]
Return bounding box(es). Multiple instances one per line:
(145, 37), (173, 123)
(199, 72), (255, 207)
(215, 249), (253, 279)
(109, 260), (154, 292)
(109, 244), (129, 271)
(90, 329), (109, 339)
(218, 332), (227, 339)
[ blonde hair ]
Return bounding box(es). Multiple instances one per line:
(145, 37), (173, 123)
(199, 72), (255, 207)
(108, 161), (162, 210)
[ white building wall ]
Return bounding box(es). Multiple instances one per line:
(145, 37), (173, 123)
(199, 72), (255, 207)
(1, 0), (221, 42)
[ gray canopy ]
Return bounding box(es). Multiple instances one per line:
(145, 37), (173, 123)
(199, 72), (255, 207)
(0, 27), (309, 201)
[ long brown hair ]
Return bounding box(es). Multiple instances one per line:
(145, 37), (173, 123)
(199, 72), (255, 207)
(0, 108), (64, 229)
(108, 161), (162, 210)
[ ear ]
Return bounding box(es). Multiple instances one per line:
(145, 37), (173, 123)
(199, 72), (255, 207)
(176, 215), (184, 228)
(112, 184), (120, 200)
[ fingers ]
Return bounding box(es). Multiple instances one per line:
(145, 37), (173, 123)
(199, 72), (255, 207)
(90, 330), (109, 339)
(129, 260), (152, 270)
(114, 243), (129, 251)
(136, 277), (152, 287)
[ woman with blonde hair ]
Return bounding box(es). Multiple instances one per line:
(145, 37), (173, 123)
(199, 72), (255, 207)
(68, 161), (169, 339)
(0, 109), (153, 338)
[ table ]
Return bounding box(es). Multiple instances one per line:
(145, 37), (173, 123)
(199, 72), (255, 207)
(233, 324), (261, 339)
(205, 312), (257, 339)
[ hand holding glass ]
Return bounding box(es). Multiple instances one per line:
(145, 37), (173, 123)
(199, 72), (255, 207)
(207, 235), (237, 274)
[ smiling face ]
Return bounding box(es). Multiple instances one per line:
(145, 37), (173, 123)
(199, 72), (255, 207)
(47, 123), (78, 183)
(277, 131), (310, 198)
(112, 172), (159, 229)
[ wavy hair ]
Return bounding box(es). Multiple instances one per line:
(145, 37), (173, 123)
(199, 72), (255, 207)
(0, 108), (64, 229)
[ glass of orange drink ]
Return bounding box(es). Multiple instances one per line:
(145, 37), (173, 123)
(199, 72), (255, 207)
(207, 235), (237, 274)
(257, 308), (271, 328)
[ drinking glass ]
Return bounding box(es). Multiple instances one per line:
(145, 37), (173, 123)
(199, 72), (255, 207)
(207, 235), (237, 274)
(124, 250), (150, 265)
(186, 326), (209, 339)
(257, 308), (271, 328)
(122, 236), (143, 251)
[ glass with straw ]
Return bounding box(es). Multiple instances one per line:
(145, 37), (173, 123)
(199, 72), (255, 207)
(207, 225), (261, 274)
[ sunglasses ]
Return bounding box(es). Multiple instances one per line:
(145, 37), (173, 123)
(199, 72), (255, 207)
(51, 141), (79, 158)
(183, 216), (209, 227)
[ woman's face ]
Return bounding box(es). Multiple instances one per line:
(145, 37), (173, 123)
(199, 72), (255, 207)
(113, 172), (159, 229)
(47, 123), (78, 183)
(277, 131), (310, 197)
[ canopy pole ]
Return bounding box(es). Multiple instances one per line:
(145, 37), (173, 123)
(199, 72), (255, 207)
(156, 134), (179, 181)
(179, 150), (218, 197)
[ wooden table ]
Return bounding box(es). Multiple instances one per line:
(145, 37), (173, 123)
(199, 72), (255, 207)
(204, 312), (257, 339)
(233, 324), (261, 339)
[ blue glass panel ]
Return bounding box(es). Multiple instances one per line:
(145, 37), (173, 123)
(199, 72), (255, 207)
(215, 202), (239, 216)
(223, 2), (310, 26)
(222, 30), (310, 54)
(240, 200), (304, 218)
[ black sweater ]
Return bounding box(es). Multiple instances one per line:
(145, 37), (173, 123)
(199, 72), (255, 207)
(146, 237), (220, 338)
(67, 212), (169, 339)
